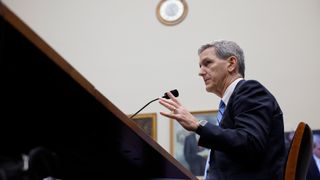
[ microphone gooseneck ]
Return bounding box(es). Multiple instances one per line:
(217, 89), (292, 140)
(130, 89), (179, 119)
(130, 98), (159, 119)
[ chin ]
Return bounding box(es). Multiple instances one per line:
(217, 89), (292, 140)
(205, 85), (216, 94)
(205, 86), (212, 92)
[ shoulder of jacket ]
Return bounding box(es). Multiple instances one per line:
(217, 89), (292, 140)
(238, 79), (264, 88)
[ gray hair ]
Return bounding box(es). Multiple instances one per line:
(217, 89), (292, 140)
(198, 40), (245, 78)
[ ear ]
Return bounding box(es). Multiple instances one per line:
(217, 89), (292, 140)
(227, 56), (237, 72)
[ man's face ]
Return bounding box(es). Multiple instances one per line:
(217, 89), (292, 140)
(198, 47), (229, 97)
(314, 137), (320, 158)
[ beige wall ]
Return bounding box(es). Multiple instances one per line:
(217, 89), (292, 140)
(3, 0), (320, 152)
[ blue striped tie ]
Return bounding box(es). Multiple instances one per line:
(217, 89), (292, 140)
(216, 100), (225, 125)
(203, 100), (225, 179)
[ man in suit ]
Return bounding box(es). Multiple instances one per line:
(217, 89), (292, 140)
(307, 134), (320, 180)
(183, 133), (206, 176)
(159, 40), (285, 180)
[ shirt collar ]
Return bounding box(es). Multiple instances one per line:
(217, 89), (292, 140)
(222, 78), (243, 105)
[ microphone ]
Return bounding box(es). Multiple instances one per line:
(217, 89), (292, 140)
(162, 89), (179, 99)
(130, 89), (179, 119)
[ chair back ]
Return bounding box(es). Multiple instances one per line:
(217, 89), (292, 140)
(284, 122), (313, 180)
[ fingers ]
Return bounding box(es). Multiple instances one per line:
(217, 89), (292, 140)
(159, 91), (180, 108)
(166, 91), (181, 105)
(159, 91), (182, 118)
(159, 98), (177, 111)
(160, 111), (176, 119)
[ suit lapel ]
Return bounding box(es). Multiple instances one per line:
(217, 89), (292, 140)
(219, 80), (245, 127)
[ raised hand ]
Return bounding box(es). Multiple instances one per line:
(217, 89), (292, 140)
(159, 91), (199, 131)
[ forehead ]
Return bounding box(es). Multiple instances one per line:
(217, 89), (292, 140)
(199, 47), (217, 60)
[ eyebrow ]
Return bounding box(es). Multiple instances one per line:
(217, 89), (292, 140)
(199, 58), (211, 67)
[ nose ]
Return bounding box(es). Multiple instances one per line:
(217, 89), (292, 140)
(198, 67), (206, 76)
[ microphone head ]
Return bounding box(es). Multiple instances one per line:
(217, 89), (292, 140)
(162, 89), (179, 99)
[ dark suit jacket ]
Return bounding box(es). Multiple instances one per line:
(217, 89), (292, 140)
(306, 156), (320, 180)
(196, 80), (286, 180)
